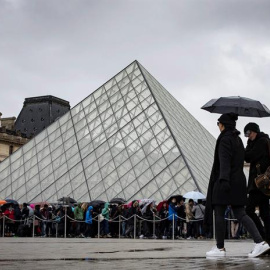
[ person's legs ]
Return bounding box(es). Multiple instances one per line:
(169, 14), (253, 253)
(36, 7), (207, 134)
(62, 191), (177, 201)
(232, 206), (263, 243)
(84, 223), (92, 237)
(214, 205), (227, 249)
(231, 221), (239, 238)
(246, 192), (265, 239)
(259, 195), (270, 243)
(76, 222), (81, 236)
(121, 221), (126, 236)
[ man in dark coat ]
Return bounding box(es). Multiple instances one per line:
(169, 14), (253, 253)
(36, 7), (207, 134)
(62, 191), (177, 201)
(244, 122), (270, 245)
(205, 113), (269, 257)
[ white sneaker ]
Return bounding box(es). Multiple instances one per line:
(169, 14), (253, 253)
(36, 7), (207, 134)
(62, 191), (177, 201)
(248, 241), (270, 257)
(139, 234), (144, 239)
(206, 246), (226, 257)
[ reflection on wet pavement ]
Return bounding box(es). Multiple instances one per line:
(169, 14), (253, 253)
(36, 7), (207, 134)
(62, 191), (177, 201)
(0, 258), (269, 270)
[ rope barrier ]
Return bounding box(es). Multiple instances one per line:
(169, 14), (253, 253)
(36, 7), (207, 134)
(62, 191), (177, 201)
(0, 213), (238, 224)
(0, 210), (240, 239)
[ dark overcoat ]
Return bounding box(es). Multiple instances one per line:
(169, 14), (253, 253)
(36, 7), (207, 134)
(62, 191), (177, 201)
(204, 129), (247, 230)
(245, 132), (270, 193)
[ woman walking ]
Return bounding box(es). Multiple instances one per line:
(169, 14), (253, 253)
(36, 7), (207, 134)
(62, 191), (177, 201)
(204, 113), (270, 257)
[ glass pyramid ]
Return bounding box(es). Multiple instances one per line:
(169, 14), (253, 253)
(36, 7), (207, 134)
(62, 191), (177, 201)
(0, 61), (215, 203)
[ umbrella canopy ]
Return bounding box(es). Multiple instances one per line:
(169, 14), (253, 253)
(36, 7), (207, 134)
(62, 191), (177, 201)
(5, 199), (19, 205)
(139, 198), (156, 206)
(31, 201), (50, 208)
(156, 200), (168, 212)
(109, 198), (126, 204)
(141, 199), (155, 214)
(201, 96), (270, 117)
(125, 200), (140, 208)
(0, 200), (7, 205)
(88, 200), (105, 208)
(57, 197), (77, 204)
(183, 191), (206, 201)
(167, 194), (183, 204)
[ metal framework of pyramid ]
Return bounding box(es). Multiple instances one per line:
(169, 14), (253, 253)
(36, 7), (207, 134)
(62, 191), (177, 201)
(0, 61), (215, 203)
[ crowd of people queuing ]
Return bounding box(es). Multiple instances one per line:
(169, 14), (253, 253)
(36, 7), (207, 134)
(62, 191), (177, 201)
(0, 196), (252, 240)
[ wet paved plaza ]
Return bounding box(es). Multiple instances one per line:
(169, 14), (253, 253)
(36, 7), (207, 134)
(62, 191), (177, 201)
(0, 238), (270, 269)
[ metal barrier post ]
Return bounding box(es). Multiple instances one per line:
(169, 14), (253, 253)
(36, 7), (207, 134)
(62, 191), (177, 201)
(119, 215), (121, 239)
(2, 215), (5, 237)
(32, 216), (35, 237)
(64, 207), (67, 238)
(228, 217), (231, 239)
(98, 215), (100, 239)
(172, 215), (175, 240)
(56, 223), (58, 238)
(134, 215), (136, 239)
(213, 210), (216, 240)
(153, 215), (156, 238)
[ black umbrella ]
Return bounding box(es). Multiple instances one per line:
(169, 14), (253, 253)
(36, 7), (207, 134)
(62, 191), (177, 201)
(88, 200), (105, 208)
(109, 198), (126, 204)
(201, 96), (270, 117)
(5, 199), (19, 205)
(57, 197), (77, 204)
(167, 194), (183, 204)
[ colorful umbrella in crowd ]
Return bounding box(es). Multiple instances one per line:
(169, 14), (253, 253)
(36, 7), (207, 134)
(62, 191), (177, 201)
(141, 199), (155, 214)
(0, 200), (7, 205)
(183, 191), (206, 201)
(156, 200), (168, 212)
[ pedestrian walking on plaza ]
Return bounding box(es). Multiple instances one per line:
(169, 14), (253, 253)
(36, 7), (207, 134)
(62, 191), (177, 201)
(244, 122), (270, 245)
(204, 113), (270, 257)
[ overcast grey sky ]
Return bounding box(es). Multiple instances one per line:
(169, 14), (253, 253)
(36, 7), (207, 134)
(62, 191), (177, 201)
(1, 0), (270, 142)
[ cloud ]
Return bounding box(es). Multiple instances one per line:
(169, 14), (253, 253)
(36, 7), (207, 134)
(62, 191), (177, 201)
(0, 0), (270, 141)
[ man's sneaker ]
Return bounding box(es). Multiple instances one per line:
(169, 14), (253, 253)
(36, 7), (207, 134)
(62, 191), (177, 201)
(206, 246), (226, 257)
(139, 234), (144, 239)
(248, 241), (270, 257)
(162, 235), (167, 239)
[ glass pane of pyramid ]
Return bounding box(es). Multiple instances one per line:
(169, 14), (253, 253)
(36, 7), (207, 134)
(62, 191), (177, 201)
(0, 60), (215, 203)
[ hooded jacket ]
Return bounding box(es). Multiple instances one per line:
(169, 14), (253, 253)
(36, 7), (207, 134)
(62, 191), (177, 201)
(102, 202), (110, 220)
(168, 203), (178, 221)
(245, 132), (270, 193)
(85, 206), (93, 224)
(74, 203), (84, 220)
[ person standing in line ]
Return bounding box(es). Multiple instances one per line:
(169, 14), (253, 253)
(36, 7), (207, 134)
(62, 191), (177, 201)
(186, 199), (195, 239)
(204, 113), (270, 257)
(101, 202), (112, 238)
(244, 122), (270, 245)
(74, 203), (84, 238)
(84, 205), (93, 238)
(168, 198), (178, 239)
(192, 199), (205, 239)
